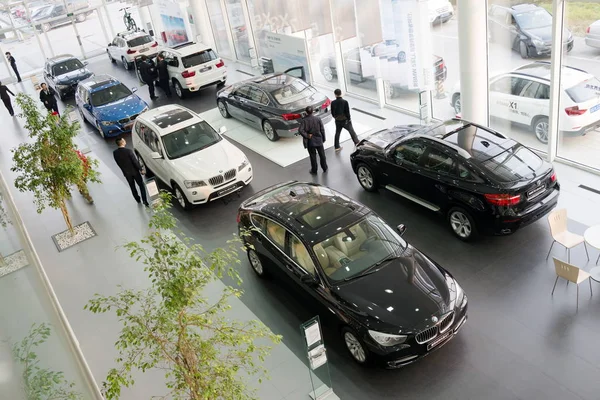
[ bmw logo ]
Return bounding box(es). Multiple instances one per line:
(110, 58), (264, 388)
(431, 316), (438, 323)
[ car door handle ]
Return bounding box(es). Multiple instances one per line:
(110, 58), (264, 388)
(285, 264), (295, 272)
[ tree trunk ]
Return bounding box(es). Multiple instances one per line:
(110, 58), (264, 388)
(59, 199), (73, 233)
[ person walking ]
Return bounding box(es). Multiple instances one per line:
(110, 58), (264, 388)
(156, 53), (172, 98)
(39, 83), (59, 115)
(0, 81), (15, 116)
(5, 52), (21, 82)
(139, 55), (158, 100)
(113, 137), (149, 206)
(299, 106), (327, 174)
(331, 88), (359, 152)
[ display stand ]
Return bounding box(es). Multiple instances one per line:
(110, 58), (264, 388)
(300, 316), (339, 400)
(419, 90), (431, 124)
(144, 177), (160, 206)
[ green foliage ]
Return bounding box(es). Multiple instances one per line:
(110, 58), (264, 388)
(538, 2), (600, 36)
(10, 94), (101, 231)
(12, 323), (82, 400)
(85, 191), (282, 400)
(0, 192), (10, 228)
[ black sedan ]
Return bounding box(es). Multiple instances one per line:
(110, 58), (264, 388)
(350, 119), (559, 241)
(238, 181), (468, 368)
(216, 68), (332, 142)
(44, 54), (93, 100)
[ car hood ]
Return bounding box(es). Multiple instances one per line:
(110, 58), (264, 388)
(56, 69), (93, 85)
(334, 246), (454, 333)
(94, 95), (147, 121)
(524, 27), (572, 42)
(168, 139), (245, 180)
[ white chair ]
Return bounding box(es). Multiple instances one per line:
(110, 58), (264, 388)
(546, 209), (588, 263)
(552, 258), (592, 310)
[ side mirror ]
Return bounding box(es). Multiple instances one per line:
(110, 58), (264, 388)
(150, 151), (162, 159)
(83, 103), (91, 110)
(219, 126), (226, 134)
(396, 224), (406, 236)
(83, 61), (88, 66)
(300, 273), (318, 286)
(107, 43), (112, 46)
(131, 87), (137, 93)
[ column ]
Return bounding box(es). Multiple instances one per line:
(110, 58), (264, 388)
(188, 0), (215, 45)
(457, 0), (489, 126)
(138, 6), (153, 33)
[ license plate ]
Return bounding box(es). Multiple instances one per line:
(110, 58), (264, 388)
(591, 104), (600, 113)
(427, 331), (451, 351)
(139, 48), (148, 52)
(200, 66), (212, 73)
(217, 184), (239, 197)
(527, 184), (546, 200)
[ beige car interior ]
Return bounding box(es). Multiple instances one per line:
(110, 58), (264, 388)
(266, 220), (286, 248)
(314, 224), (370, 278)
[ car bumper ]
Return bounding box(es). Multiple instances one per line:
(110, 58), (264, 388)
(184, 166), (253, 205)
(562, 118), (600, 136)
(99, 119), (138, 137)
(186, 71), (228, 92)
(275, 113), (333, 137)
(532, 39), (574, 56)
(365, 304), (468, 369)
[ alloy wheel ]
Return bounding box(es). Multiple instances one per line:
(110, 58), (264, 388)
(453, 96), (461, 114)
(175, 83), (183, 98)
(122, 57), (130, 70)
(534, 120), (549, 143)
(322, 66), (334, 82)
(96, 122), (105, 138)
(218, 101), (228, 118)
(175, 187), (186, 208)
(344, 331), (366, 363)
(384, 80), (394, 99)
(357, 166), (374, 190)
(263, 121), (275, 140)
(248, 249), (264, 275)
(450, 211), (472, 239)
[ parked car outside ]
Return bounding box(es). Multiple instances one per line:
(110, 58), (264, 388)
(350, 119), (559, 241)
(428, 0), (454, 24)
(585, 20), (600, 49)
(488, 3), (573, 58)
(30, 2), (91, 32)
(238, 181), (468, 368)
(216, 67), (332, 141)
(43, 54), (93, 100)
(159, 42), (227, 99)
(76, 74), (148, 138)
(132, 104), (253, 209)
(451, 62), (600, 143)
(107, 31), (160, 70)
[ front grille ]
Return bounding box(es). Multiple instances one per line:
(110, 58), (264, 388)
(224, 168), (236, 181)
(118, 117), (129, 124)
(415, 326), (438, 344)
(438, 312), (455, 333)
(130, 113), (139, 121)
(209, 175), (224, 186)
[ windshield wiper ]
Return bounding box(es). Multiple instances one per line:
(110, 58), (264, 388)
(343, 254), (398, 282)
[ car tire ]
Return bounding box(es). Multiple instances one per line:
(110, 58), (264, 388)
(519, 41), (529, 59)
(384, 80), (395, 99)
(447, 206), (477, 241)
(122, 57), (131, 70)
(532, 116), (549, 144)
(42, 23), (51, 32)
(247, 248), (267, 277)
(452, 94), (461, 115)
(262, 120), (279, 141)
(136, 151), (153, 178)
(173, 183), (192, 210)
(341, 327), (370, 365)
(356, 164), (378, 192)
(322, 65), (334, 82)
(57, 90), (64, 101)
(217, 99), (231, 118)
(174, 80), (186, 99)
(95, 121), (105, 139)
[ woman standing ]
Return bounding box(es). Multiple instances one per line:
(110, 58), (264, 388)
(0, 81), (15, 116)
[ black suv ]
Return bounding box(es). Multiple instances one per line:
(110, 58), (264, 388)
(44, 54), (93, 100)
(238, 181), (468, 368)
(350, 120), (559, 241)
(488, 4), (573, 58)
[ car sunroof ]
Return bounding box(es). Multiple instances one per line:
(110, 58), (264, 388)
(152, 109), (194, 128)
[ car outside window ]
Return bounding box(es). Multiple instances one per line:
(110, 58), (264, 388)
(181, 49), (217, 68)
(288, 235), (316, 275)
(490, 76), (512, 94)
(52, 59), (84, 76)
(514, 9), (552, 30)
(566, 77), (600, 103)
(90, 83), (132, 106)
(127, 35), (153, 47)
(536, 84), (550, 99)
(423, 148), (457, 176)
(511, 77), (529, 96)
(394, 140), (426, 165)
(521, 81), (541, 99)
(160, 121), (222, 159)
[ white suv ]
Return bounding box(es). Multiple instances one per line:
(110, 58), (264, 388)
(132, 104), (252, 210)
(107, 31), (160, 70)
(159, 42), (227, 99)
(451, 62), (600, 143)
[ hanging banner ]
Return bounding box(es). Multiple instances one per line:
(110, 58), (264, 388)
(256, 30), (311, 83)
(156, 0), (189, 46)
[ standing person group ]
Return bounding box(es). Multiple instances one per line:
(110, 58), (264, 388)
(299, 106), (328, 175)
(331, 88), (358, 152)
(113, 137), (149, 207)
(5, 52), (21, 83)
(139, 55), (159, 100)
(0, 81), (15, 116)
(40, 83), (59, 116)
(156, 53), (172, 98)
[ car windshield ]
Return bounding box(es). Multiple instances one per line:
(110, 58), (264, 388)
(313, 214), (407, 282)
(270, 79), (315, 105)
(566, 77), (600, 103)
(181, 49), (217, 68)
(52, 59), (84, 76)
(480, 144), (543, 182)
(32, 5), (52, 17)
(514, 9), (552, 29)
(161, 121), (222, 159)
(127, 36), (153, 47)
(90, 83), (132, 107)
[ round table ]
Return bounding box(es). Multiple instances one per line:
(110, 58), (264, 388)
(590, 267), (600, 283)
(584, 226), (600, 266)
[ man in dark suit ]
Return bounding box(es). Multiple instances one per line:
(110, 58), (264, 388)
(113, 137), (149, 206)
(330, 88), (358, 152)
(39, 83), (59, 115)
(299, 106), (327, 174)
(5, 52), (21, 82)
(156, 53), (172, 98)
(139, 55), (158, 100)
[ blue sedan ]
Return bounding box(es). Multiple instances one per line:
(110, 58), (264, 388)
(76, 74), (148, 138)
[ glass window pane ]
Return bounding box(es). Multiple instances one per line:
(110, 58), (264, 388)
(224, 0), (252, 63)
(206, 0), (233, 59)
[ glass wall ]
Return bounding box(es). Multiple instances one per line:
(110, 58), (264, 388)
(224, 0), (252, 63)
(206, 0), (233, 59)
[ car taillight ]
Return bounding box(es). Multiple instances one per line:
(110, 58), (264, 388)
(126, 49), (136, 54)
(587, 26), (591, 34)
(439, 62), (444, 70)
(321, 98), (331, 109)
(151, 41), (158, 47)
(565, 105), (587, 116)
(550, 172), (557, 182)
(181, 70), (196, 78)
(282, 113), (302, 121)
(236, 212), (241, 223)
(215, 59), (225, 68)
(484, 193), (521, 206)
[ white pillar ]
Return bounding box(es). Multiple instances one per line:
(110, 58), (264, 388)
(188, 0), (214, 45)
(138, 6), (153, 33)
(547, 0), (565, 162)
(457, 0), (489, 125)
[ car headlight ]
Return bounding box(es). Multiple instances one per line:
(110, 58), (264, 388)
(532, 39), (544, 47)
(368, 330), (407, 347)
(56, 84), (70, 89)
(184, 180), (207, 188)
(238, 158), (249, 171)
(141, 106), (149, 113)
(100, 120), (114, 126)
(455, 281), (467, 309)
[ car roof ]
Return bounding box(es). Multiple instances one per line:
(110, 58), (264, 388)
(137, 104), (205, 135)
(511, 62), (591, 86)
(167, 42), (212, 56)
(240, 181), (371, 245)
(116, 31), (150, 40)
(510, 4), (539, 12)
(46, 54), (78, 65)
(80, 74), (120, 91)
(245, 73), (301, 91)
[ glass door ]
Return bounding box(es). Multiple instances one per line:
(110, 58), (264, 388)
(224, 0), (252, 63)
(206, 0), (233, 59)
